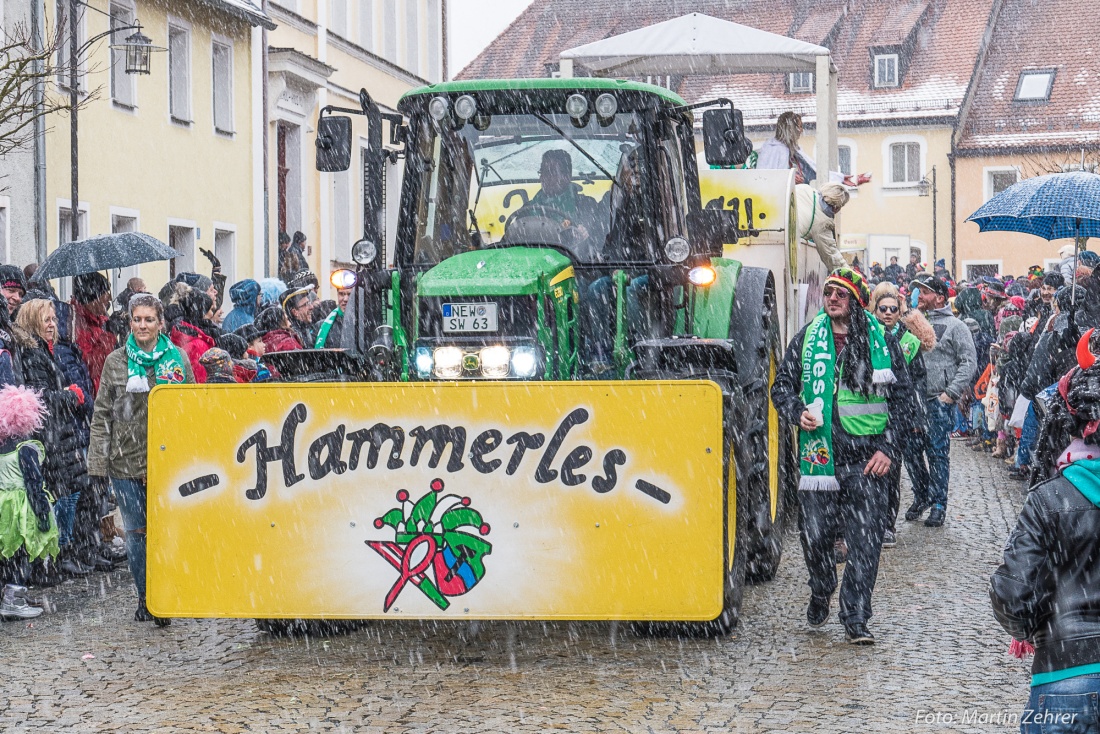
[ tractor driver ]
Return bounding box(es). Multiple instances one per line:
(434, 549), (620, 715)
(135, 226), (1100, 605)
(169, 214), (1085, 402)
(513, 149), (605, 258)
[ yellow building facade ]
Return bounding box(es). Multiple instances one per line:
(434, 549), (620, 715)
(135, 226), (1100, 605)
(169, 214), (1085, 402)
(43, 0), (271, 291)
(265, 0), (444, 295)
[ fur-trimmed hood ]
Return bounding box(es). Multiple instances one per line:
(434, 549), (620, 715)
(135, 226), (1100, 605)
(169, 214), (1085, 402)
(902, 309), (937, 352)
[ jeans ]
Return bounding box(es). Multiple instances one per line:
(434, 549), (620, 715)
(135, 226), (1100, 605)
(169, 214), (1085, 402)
(887, 432), (933, 524)
(111, 477), (147, 598)
(53, 491), (80, 549)
(953, 405), (969, 433)
(1016, 404), (1040, 470)
(798, 464), (889, 626)
(924, 398), (955, 507)
(1022, 674), (1100, 734)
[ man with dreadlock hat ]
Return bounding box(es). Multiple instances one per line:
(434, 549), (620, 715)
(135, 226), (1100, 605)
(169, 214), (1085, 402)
(772, 267), (911, 645)
(991, 329), (1100, 729)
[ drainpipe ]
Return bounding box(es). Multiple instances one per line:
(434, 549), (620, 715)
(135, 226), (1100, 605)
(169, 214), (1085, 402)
(32, 0), (47, 261)
(262, 0), (270, 276)
(441, 0), (447, 81)
(949, 142), (957, 277)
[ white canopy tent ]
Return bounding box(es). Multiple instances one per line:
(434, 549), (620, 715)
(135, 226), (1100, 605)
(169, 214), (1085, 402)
(559, 13), (838, 176)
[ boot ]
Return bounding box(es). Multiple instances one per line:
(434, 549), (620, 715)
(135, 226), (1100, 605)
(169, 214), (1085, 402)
(58, 547), (91, 577)
(28, 558), (62, 588)
(135, 597), (171, 627)
(992, 438), (1008, 459)
(1, 584), (43, 620)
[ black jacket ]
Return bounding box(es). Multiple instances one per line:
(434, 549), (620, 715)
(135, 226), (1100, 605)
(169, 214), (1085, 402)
(17, 332), (90, 497)
(990, 473), (1100, 677)
(1022, 321), (1077, 401)
(771, 319), (911, 465)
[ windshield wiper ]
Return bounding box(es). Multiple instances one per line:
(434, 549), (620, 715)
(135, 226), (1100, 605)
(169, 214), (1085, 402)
(532, 113), (622, 190)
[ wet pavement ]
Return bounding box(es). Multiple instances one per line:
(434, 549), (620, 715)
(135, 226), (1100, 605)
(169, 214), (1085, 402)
(4, 442), (1030, 733)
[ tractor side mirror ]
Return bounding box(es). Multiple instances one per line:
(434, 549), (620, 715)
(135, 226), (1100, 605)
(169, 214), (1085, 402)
(702, 109), (753, 167)
(316, 115), (352, 172)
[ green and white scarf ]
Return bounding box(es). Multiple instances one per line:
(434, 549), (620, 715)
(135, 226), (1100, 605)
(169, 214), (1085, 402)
(798, 311), (894, 490)
(126, 333), (187, 393)
(313, 307), (343, 349)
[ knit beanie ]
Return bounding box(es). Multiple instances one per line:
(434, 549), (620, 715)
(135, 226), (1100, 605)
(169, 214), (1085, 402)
(824, 267), (871, 308)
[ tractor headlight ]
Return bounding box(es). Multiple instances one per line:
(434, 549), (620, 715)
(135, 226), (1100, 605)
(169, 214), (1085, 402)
(479, 346), (510, 378)
(594, 93), (618, 118)
(415, 347), (433, 378)
(688, 265), (717, 286)
(511, 346), (539, 378)
(664, 236), (690, 263)
(330, 269), (358, 289)
(433, 347), (463, 379)
(565, 94), (588, 119)
(454, 94), (477, 120)
(352, 239), (378, 265)
(428, 96), (449, 122)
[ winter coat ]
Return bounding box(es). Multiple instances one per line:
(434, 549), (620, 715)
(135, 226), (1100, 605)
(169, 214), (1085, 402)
(262, 328), (304, 354)
(920, 306), (978, 401)
(794, 184), (846, 272)
(1059, 255), (1077, 281)
(88, 347), (196, 479)
(278, 245), (309, 284)
(770, 320), (912, 466)
(883, 263), (903, 282)
(895, 309), (936, 426)
(74, 301), (116, 394)
(0, 304), (22, 387)
(1022, 319), (1078, 401)
(990, 471), (1100, 680)
(222, 279), (261, 332)
(954, 288), (996, 339)
(170, 321), (217, 383)
(15, 329), (90, 497)
(289, 318), (317, 351)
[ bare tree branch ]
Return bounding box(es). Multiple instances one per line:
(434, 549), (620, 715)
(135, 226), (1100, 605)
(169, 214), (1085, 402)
(0, 19), (99, 158)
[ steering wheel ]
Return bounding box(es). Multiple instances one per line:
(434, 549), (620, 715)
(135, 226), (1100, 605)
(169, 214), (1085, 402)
(504, 203), (576, 233)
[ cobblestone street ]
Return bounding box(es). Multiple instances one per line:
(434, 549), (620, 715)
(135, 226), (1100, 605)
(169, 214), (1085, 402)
(3, 443), (1031, 733)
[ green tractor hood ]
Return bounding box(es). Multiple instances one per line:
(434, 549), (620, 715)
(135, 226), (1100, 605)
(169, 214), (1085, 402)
(417, 248), (573, 297)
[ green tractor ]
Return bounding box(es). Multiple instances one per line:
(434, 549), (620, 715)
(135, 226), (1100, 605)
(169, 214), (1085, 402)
(295, 78), (806, 632)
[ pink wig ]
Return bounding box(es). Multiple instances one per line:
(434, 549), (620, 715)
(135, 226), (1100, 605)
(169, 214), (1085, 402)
(0, 385), (47, 441)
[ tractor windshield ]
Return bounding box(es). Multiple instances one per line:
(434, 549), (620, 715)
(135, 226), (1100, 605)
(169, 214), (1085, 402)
(411, 111), (657, 266)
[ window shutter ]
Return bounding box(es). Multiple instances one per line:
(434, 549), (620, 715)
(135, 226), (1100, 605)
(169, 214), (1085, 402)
(213, 42), (232, 132)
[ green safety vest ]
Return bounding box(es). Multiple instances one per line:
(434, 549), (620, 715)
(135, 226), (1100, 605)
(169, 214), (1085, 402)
(836, 368), (889, 436)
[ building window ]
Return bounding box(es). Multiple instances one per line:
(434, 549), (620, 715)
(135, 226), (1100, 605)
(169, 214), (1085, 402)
(889, 142), (921, 184)
(56, 0), (86, 91)
(838, 145), (852, 176)
(964, 261), (1002, 280)
(212, 40), (233, 133)
(359, 0), (374, 52)
(276, 122), (302, 237)
(214, 228), (236, 284)
(985, 168), (1019, 201)
(788, 72), (814, 93)
(874, 53), (899, 88)
(329, 0), (347, 38)
(168, 24), (191, 123)
(168, 223), (195, 277)
(109, 2), (136, 107)
(110, 211), (140, 292)
(404, 0), (418, 75)
(382, 0), (397, 63)
(58, 204), (88, 246)
(1015, 70), (1055, 102)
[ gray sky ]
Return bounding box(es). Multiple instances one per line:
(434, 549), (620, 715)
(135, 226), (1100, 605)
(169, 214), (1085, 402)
(448, 0), (535, 77)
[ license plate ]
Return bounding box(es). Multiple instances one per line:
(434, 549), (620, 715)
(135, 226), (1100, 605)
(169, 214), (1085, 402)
(442, 303), (498, 332)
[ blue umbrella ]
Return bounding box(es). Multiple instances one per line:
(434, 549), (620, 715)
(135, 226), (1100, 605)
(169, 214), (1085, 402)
(967, 171), (1100, 241)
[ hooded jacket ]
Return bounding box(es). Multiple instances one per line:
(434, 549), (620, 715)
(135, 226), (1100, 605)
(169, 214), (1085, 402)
(170, 322), (217, 383)
(222, 279), (261, 332)
(920, 306), (978, 401)
(74, 301), (116, 394)
(991, 466), (1100, 683)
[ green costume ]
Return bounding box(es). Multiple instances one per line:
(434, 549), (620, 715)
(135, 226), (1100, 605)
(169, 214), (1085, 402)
(0, 440), (59, 561)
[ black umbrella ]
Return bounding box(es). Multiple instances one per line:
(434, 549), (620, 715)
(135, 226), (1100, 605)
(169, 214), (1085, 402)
(33, 232), (179, 280)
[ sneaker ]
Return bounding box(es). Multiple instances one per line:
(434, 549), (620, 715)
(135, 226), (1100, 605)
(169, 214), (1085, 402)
(905, 500), (931, 522)
(950, 430), (970, 439)
(807, 595), (830, 627)
(925, 504), (946, 527)
(882, 529), (897, 548)
(1008, 467), (1030, 481)
(833, 538), (848, 565)
(1, 584), (43, 620)
(845, 623), (875, 645)
(135, 599), (171, 627)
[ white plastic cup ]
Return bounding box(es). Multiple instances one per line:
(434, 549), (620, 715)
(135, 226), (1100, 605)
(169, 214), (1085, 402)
(807, 401), (824, 428)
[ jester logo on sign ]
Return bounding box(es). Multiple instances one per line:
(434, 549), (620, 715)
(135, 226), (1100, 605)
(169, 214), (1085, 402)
(367, 479), (492, 612)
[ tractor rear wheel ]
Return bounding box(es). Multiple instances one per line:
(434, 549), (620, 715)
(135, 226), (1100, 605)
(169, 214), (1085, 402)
(729, 267), (790, 584)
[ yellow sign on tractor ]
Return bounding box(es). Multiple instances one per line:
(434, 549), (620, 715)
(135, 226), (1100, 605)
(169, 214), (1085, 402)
(146, 381), (725, 620)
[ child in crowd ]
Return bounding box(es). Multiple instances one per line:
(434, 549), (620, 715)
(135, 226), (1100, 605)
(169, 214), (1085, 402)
(0, 385), (59, 620)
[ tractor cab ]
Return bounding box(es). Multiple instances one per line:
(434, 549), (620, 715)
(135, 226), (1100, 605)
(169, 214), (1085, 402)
(314, 79), (756, 383)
